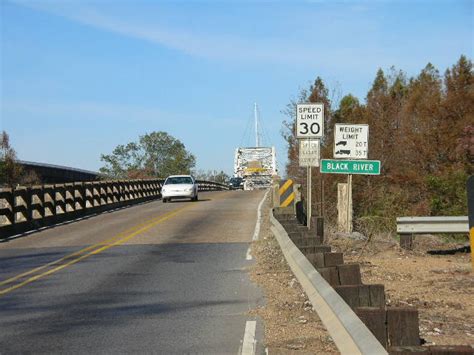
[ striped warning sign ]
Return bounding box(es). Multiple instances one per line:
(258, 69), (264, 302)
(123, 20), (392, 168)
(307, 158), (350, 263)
(279, 179), (295, 207)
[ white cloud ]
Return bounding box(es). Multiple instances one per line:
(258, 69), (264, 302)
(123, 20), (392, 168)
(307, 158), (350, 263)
(10, 0), (381, 69)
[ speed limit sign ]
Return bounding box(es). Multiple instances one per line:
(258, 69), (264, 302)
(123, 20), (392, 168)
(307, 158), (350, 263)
(296, 103), (324, 139)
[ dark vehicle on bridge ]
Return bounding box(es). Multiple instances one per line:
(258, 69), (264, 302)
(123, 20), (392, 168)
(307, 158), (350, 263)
(228, 177), (244, 190)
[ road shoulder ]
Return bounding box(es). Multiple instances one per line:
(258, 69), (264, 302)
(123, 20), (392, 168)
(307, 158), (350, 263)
(248, 196), (338, 354)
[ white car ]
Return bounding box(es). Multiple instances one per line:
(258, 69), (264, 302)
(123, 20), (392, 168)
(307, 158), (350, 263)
(161, 175), (198, 202)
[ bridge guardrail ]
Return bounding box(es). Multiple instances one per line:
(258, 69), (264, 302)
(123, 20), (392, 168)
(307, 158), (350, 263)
(0, 178), (228, 239)
(195, 180), (229, 191)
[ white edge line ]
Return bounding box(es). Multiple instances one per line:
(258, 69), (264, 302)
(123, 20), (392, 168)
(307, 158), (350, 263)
(241, 320), (256, 355)
(246, 247), (252, 261)
(252, 190), (269, 242)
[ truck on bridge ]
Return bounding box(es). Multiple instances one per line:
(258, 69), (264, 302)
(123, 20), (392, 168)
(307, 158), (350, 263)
(232, 103), (278, 190)
(233, 146), (277, 190)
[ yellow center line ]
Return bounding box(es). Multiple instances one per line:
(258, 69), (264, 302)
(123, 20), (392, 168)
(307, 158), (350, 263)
(0, 207), (184, 287)
(0, 204), (194, 296)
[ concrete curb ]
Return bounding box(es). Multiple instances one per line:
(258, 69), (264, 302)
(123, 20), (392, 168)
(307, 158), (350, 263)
(270, 211), (388, 355)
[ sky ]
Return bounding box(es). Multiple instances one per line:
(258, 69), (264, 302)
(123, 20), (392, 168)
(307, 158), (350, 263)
(1, 0), (472, 176)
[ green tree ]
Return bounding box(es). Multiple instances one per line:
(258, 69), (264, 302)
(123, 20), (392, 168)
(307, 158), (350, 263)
(100, 131), (196, 179)
(282, 57), (473, 223)
(281, 77), (334, 217)
(333, 94), (362, 124)
(193, 169), (229, 183)
(401, 63), (443, 174)
(442, 55), (473, 164)
(281, 87), (310, 181)
(308, 77), (333, 142)
(0, 131), (23, 186)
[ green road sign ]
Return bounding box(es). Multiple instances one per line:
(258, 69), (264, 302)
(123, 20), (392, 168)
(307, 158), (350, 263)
(320, 159), (381, 175)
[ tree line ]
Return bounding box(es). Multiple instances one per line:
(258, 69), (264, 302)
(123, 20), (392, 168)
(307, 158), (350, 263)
(0, 131), (40, 186)
(1, 130), (227, 186)
(99, 131), (229, 182)
(283, 55), (472, 227)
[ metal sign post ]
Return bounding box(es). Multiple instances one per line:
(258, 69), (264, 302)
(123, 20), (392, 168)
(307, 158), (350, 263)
(307, 160), (311, 230)
(296, 103), (324, 230)
(347, 174), (352, 233)
(298, 139), (319, 229)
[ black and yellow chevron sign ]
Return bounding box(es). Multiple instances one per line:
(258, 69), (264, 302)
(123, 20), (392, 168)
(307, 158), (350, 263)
(279, 179), (295, 207)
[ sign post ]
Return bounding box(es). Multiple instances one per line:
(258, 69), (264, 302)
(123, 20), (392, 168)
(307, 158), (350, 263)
(332, 124), (370, 233)
(296, 103), (324, 230)
(299, 139), (320, 229)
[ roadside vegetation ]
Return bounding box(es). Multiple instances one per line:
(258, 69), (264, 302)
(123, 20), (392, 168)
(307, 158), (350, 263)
(193, 169), (229, 184)
(99, 131), (196, 179)
(0, 131), (40, 187)
(0, 130), (228, 186)
(283, 55), (473, 229)
(100, 131), (229, 182)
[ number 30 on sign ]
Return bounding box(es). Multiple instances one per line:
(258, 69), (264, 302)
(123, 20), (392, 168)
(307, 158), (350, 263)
(296, 103), (324, 139)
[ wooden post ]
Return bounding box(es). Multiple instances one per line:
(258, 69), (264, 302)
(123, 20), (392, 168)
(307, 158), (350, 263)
(321, 175), (325, 217)
(337, 182), (349, 233)
(400, 234), (414, 250)
(317, 216), (324, 243)
(356, 307), (388, 348)
(324, 252), (344, 267)
(387, 307), (420, 346)
(337, 263), (362, 285)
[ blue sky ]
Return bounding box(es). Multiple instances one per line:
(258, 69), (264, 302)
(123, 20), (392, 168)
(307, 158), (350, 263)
(1, 0), (472, 175)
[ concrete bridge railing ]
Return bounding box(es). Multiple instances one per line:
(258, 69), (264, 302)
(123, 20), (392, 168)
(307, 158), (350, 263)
(0, 178), (228, 239)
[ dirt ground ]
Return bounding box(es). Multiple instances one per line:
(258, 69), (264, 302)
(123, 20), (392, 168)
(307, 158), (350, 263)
(249, 199), (339, 354)
(328, 231), (474, 348)
(249, 197), (473, 353)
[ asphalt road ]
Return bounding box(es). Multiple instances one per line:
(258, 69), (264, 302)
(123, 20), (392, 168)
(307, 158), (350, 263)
(0, 190), (265, 354)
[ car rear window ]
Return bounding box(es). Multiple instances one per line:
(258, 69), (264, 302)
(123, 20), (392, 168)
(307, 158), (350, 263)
(165, 177), (193, 185)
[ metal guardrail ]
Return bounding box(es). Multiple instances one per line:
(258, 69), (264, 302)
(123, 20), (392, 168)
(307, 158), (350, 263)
(396, 216), (469, 249)
(0, 178), (228, 239)
(396, 216), (469, 234)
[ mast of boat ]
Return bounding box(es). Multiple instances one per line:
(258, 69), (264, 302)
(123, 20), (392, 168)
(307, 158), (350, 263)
(254, 102), (260, 148)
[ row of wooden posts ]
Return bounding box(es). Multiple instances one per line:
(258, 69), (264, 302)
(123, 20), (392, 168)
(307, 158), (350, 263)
(274, 210), (473, 353)
(0, 179), (228, 238)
